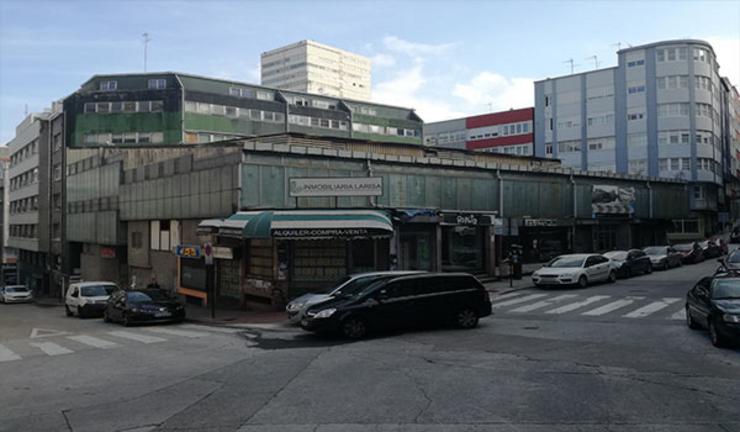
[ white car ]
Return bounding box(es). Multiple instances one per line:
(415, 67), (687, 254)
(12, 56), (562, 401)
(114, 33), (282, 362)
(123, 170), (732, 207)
(286, 271), (425, 324)
(0, 285), (33, 303)
(532, 254), (616, 288)
(65, 281), (118, 318)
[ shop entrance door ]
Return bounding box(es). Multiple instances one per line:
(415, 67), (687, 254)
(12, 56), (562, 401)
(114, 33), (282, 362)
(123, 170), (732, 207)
(593, 225), (618, 252)
(400, 233), (433, 271)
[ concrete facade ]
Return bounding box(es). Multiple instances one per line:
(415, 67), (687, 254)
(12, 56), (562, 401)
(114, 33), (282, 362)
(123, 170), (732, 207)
(261, 40), (371, 101)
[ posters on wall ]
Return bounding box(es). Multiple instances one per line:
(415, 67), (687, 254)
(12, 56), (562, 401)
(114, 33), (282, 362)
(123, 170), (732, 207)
(592, 185), (636, 215)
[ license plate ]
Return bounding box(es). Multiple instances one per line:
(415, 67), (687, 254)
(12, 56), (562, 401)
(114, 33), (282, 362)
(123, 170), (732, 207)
(155, 312), (171, 318)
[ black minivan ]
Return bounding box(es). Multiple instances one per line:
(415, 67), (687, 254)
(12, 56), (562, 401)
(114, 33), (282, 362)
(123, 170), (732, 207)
(300, 273), (492, 339)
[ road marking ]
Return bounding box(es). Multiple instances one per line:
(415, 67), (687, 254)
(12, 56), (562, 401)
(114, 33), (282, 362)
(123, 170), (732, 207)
(491, 294), (548, 309)
(490, 291), (530, 302)
(180, 324), (243, 334)
(108, 331), (167, 344)
(546, 295), (611, 314)
(670, 308), (687, 320)
(0, 344), (21, 362)
(30, 328), (70, 339)
(509, 294), (578, 313)
(581, 297), (643, 316)
(29, 341), (73, 356)
(66, 335), (118, 349)
(145, 328), (210, 338)
(623, 298), (681, 318)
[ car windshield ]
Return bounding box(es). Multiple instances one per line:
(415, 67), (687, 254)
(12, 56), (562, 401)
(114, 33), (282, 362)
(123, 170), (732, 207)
(81, 285), (116, 297)
(643, 247), (666, 255)
(712, 279), (740, 299)
(548, 256), (585, 268)
(127, 290), (171, 303)
(322, 276), (352, 294)
(673, 244), (693, 251)
(5, 287), (28, 293)
(334, 276), (390, 297)
(603, 251), (627, 260)
(727, 252), (740, 263)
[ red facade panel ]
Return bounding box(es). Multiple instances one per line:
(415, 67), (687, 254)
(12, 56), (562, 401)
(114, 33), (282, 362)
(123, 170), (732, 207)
(466, 134), (534, 150)
(465, 108), (534, 129)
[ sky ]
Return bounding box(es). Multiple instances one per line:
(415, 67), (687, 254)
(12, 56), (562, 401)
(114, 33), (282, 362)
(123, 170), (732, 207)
(1, 0), (739, 144)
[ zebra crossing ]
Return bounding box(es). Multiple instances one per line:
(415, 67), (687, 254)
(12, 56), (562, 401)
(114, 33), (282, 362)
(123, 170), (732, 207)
(0, 324), (244, 363)
(490, 291), (686, 321)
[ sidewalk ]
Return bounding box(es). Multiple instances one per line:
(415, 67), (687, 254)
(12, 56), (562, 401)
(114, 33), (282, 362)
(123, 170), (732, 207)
(483, 276), (534, 296)
(184, 303), (288, 326)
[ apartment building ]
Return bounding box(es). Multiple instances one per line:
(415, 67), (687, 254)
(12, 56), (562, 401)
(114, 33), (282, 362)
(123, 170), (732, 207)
(0, 147), (11, 263)
(424, 108), (534, 156)
(534, 39), (734, 238)
(261, 40), (371, 101)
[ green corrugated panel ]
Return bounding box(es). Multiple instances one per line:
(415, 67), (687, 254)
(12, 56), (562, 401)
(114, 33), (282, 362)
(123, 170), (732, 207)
(406, 175), (425, 207)
(185, 112), (285, 136)
(424, 176), (442, 208)
(72, 112), (182, 146)
(441, 179), (456, 209)
(351, 131), (421, 145)
(457, 178), (472, 209)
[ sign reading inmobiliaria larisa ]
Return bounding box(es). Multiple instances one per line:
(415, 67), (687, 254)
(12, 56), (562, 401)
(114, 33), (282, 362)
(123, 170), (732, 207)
(592, 185), (636, 215)
(289, 177), (383, 197)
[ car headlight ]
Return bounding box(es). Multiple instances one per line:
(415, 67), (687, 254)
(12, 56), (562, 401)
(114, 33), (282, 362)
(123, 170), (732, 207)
(723, 314), (740, 323)
(314, 308), (336, 319)
(286, 303), (302, 312)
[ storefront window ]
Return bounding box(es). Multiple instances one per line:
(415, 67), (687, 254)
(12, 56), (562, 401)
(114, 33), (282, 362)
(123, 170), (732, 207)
(442, 226), (483, 272)
(400, 232), (433, 271)
(351, 239), (375, 273)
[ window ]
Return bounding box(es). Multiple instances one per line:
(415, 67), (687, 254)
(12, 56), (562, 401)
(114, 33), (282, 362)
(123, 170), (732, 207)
(123, 101), (137, 112)
(99, 80), (117, 91)
(84, 103), (96, 113)
(659, 158), (668, 171)
(147, 79), (166, 89)
(693, 186), (704, 199)
(627, 85), (645, 94)
(627, 113), (644, 121)
(657, 50), (665, 62)
(628, 159), (647, 175)
(545, 96), (550, 107)
(96, 102), (110, 113)
(627, 59), (645, 67)
(549, 118), (553, 130)
(150, 100), (163, 112)
(558, 140), (581, 153)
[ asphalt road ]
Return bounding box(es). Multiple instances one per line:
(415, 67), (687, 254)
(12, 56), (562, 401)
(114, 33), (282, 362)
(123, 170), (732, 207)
(1, 259), (739, 432)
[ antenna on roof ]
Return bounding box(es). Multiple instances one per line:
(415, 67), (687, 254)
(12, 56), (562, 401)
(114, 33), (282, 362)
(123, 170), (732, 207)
(586, 55), (600, 69)
(485, 102), (493, 112)
(564, 58), (578, 74)
(142, 32), (151, 72)
(612, 42), (623, 52)
(24, 104), (28, 116)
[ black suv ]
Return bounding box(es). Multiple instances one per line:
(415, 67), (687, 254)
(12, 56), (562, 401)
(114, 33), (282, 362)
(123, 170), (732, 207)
(686, 273), (740, 348)
(300, 273), (492, 339)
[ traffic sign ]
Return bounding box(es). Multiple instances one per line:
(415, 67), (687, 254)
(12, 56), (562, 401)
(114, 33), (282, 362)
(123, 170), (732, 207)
(203, 242), (214, 266)
(175, 244), (202, 259)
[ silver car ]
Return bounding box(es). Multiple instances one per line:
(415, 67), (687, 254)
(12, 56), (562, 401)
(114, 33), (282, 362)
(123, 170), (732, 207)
(286, 271), (425, 324)
(532, 254), (616, 288)
(0, 285), (33, 303)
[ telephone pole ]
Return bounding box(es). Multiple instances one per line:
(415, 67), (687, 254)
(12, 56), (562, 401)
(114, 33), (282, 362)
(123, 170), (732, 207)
(142, 32), (151, 72)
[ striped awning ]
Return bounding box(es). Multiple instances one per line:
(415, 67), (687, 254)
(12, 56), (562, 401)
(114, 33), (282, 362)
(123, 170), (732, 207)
(215, 210), (394, 240)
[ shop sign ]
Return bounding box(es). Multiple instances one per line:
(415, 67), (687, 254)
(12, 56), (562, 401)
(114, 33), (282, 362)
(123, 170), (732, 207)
(289, 177), (383, 197)
(175, 244), (202, 259)
(212, 246), (233, 260)
(524, 219), (558, 227)
(441, 213), (494, 226)
(272, 228), (388, 239)
(100, 247), (116, 259)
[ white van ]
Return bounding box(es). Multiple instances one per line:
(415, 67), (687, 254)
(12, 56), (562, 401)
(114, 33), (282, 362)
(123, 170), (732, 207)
(65, 282), (118, 318)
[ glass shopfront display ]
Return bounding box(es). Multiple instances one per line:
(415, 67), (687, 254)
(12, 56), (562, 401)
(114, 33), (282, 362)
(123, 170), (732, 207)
(441, 225), (484, 272)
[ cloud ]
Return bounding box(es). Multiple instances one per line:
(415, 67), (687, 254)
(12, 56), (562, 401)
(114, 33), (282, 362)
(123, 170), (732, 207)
(371, 53), (395, 68)
(382, 36), (455, 58)
(452, 72), (535, 112)
(707, 36), (740, 86)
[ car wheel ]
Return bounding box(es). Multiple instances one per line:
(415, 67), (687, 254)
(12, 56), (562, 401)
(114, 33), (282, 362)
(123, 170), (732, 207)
(340, 316), (367, 339)
(625, 267), (631, 278)
(607, 271), (617, 283)
(77, 306), (85, 319)
(578, 275), (588, 288)
(456, 308), (479, 329)
(685, 306), (700, 330)
(646, 263), (653, 274)
(709, 319), (728, 348)
(103, 310), (111, 323)
(65, 305), (73, 317)
(122, 313), (131, 327)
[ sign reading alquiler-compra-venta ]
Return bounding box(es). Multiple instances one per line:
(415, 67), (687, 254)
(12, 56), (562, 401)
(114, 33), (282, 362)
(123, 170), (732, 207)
(289, 177), (383, 197)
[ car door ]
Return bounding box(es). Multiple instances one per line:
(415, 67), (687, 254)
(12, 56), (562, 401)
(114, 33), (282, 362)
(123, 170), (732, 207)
(67, 286), (79, 309)
(688, 277), (712, 327)
(667, 248), (679, 266)
(630, 250), (648, 273)
(592, 256), (610, 281)
(584, 256), (599, 280)
(370, 279), (418, 330)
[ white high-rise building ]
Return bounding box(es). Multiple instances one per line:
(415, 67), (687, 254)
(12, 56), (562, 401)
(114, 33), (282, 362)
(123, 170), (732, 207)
(261, 40), (371, 101)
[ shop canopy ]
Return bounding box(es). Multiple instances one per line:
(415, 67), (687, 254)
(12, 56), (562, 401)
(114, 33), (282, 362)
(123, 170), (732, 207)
(202, 210), (394, 240)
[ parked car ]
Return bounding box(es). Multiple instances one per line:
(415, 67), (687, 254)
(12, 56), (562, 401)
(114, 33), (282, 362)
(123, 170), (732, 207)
(603, 249), (652, 278)
(104, 289), (185, 326)
(685, 273), (740, 348)
(699, 240), (722, 259)
(0, 285), (33, 303)
(642, 246), (682, 270)
(300, 273), (491, 339)
(532, 254), (616, 288)
(730, 228), (740, 244)
(674, 242), (705, 264)
(717, 249), (740, 273)
(286, 271), (425, 324)
(65, 282), (118, 318)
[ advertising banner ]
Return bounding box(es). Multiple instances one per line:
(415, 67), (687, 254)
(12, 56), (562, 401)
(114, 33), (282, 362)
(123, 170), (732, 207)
(592, 185), (635, 215)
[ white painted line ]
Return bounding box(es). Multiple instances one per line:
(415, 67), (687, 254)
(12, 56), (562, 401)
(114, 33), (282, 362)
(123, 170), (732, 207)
(179, 324), (243, 334)
(145, 328), (209, 338)
(108, 331), (167, 344)
(510, 294), (578, 313)
(490, 291), (530, 302)
(670, 308), (687, 320)
(491, 294), (548, 309)
(30, 328), (69, 339)
(29, 341), (74, 356)
(546, 295), (611, 314)
(66, 335), (118, 349)
(623, 298), (681, 318)
(581, 298), (642, 316)
(0, 344), (21, 362)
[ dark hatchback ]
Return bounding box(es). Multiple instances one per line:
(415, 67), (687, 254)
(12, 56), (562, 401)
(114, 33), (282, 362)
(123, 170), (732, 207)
(686, 273), (740, 348)
(104, 289), (185, 326)
(603, 249), (652, 278)
(301, 273), (492, 339)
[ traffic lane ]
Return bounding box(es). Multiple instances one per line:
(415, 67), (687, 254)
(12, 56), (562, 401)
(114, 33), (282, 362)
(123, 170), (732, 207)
(0, 302), (114, 341)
